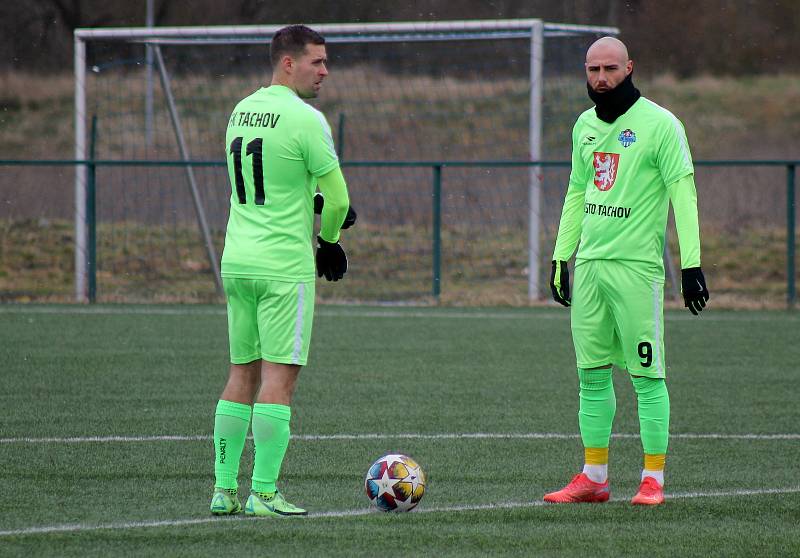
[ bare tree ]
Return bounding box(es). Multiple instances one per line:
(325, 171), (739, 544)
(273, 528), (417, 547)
(1, 0), (798, 75)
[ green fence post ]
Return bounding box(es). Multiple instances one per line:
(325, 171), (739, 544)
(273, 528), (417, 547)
(337, 113), (345, 159)
(87, 115), (98, 304)
(432, 164), (442, 299)
(788, 164), (796, 309)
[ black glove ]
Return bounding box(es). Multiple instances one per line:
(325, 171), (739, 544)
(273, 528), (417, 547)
(316, 236), (348, 281)
(681, 267), (709, 315)
(341, 205), (357, 229)
(313, 193), (357, 229)
(313, 192), (325, 214)
(550, 260), (571, 307)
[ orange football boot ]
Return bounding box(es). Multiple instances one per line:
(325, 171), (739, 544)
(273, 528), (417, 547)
(631, 476), (665, 505)
(543, 473), (610, 503)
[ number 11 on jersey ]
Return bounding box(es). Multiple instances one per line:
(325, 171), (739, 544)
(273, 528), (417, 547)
(229, 136), (265, 205)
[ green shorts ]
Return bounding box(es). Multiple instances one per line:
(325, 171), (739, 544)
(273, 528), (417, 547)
(223, 277), (315, 366)
(571, 259), (665, 378)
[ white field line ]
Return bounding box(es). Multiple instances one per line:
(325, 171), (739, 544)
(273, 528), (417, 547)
(1, 486), (799, 538)
(0, 305), (228, 316)
(2, 432), (800, 444)
(0, 305), (795, 322)
(0, 306), (555, 320)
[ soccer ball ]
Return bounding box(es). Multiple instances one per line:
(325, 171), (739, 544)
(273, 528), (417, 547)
(364, 454), (426, 512)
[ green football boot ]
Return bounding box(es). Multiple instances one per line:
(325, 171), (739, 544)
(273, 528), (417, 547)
(210, 487), (243, 515)
(244, 491), (307, 517)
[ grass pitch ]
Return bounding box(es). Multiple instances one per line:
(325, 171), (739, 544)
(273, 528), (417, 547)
(1, 305), (799, 556)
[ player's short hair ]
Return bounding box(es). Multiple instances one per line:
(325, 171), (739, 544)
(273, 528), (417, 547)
(270, 25), (326, 68)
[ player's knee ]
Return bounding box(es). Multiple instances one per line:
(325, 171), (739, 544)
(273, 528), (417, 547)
(578, 367), (613, 391)
(631, 376), (668, 399)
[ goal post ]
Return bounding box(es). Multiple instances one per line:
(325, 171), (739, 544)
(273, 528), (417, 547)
(73, 19), (619, 303)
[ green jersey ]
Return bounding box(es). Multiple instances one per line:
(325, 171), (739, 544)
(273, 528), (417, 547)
(554, 97), (694, 279)
(221, 85), (340, 281)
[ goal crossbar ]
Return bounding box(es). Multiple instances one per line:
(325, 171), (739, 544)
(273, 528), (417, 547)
(74, 20), (619, 42)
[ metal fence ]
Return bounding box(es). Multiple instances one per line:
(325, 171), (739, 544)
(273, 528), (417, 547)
(0, 159), (796, 307)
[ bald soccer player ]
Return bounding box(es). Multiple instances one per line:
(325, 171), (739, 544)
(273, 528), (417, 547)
(209, 24), (355, 518)
(544, 37), (709, 505)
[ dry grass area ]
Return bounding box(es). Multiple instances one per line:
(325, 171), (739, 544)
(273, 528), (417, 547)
(0, 219), (795, 307)
(2, 70), (799, 159)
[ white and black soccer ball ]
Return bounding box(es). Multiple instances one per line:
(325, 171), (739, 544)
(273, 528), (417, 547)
(364, 453), (426, 512)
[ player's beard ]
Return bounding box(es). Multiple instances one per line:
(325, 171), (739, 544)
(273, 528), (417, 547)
(297, 87), (318, 99)
(298, 79), (322, 99)
(587, 72), (641, 123)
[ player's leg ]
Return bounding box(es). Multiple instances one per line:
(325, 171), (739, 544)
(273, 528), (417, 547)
(578, 366), (615, 484)
(544, 261), (617, 503)
(252, 361), (299, 495)
(246, 279), (314, 517)
(211, 278), (262, 515)
(630, 375), (669, 504)
(606, 262), (669, 504)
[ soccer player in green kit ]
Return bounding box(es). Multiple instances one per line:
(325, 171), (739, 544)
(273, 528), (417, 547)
(544, 37), (709, 505)
(209, 25), (355, 517)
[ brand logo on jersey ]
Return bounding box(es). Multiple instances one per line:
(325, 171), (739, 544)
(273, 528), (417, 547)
(618, 128), (636, 148)
(593, 152), (619, 191)
(582, 135), (597, 145)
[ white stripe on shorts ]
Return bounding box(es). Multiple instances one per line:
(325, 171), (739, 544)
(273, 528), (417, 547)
(291, 283), (305, 364)
(652, 281), (664, 377)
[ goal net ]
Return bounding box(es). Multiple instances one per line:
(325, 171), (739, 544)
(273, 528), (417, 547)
(73, 20), (617, 303)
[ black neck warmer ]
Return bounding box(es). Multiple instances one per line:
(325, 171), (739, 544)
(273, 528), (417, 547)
(587, 73), (641, 123)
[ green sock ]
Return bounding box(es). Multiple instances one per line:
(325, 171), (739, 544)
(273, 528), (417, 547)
(578, 368), (616, 449)
(631, 376), (670, 454)
(213, 400), (252, 490)
(251, 403), (291, 494)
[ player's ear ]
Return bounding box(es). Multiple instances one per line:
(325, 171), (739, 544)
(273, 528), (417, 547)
(626, 59), (633, 75)
(281, 54), (294, 74)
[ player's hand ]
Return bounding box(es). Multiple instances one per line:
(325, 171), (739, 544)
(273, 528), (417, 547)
(681, 267), (709, 315)
(550, 260), (571, 307)
(316, 236), (348, 281)
(313, 193), (357, 229)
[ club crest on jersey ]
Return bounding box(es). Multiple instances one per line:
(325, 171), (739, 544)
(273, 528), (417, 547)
(593, 152), (619, 191)
(618, 128), (636, 148)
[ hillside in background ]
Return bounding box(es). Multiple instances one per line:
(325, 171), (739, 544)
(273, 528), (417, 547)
(0, 71), (797, 306)
(1, 71), (798, 160)
(1, 0), (799, 77)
